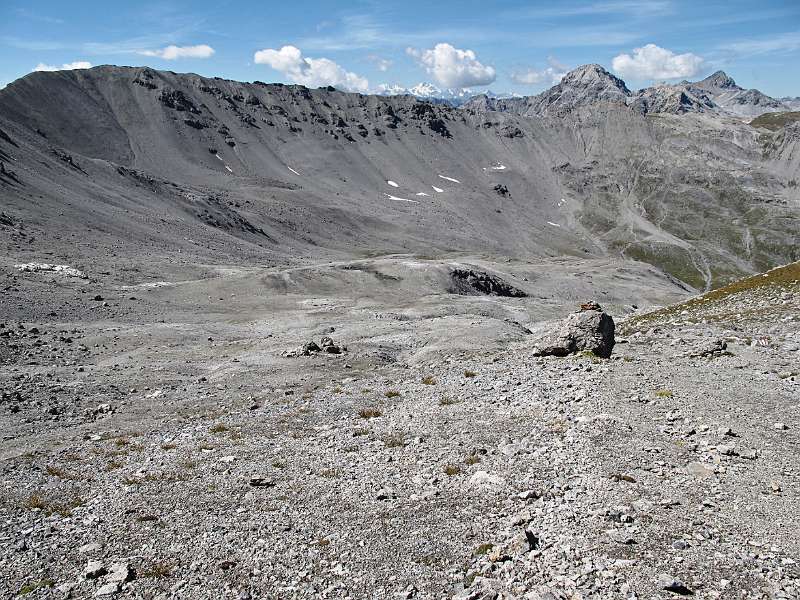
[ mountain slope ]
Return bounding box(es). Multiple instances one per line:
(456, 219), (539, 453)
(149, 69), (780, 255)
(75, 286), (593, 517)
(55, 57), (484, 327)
(0, 65), (798, 290)
(693, 70), (789, 117)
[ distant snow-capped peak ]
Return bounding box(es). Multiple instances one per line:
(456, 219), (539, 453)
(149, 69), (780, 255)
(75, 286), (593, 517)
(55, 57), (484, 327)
(376, 82), (519, 105)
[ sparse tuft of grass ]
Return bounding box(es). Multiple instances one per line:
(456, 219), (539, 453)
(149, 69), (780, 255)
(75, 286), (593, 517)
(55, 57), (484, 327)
(655, 389), (674, 398)
(23, 493), (83, 517)
(272, 459), (287, 469)
(463, 370), (477, 378)
(45, 465), (66, 478)
(359, 407), (382, 419)
(443, 464), (462, 476)
(421, 375), (437, 385)
(384, 390), (401, 398)
(332, 387), (344, 394)
(210, 423), (229, 434)
(139, 561), (173, 578)
(439, 396), (461, 406)
(579, 350), (602, 363)
(18, 579), (55, 596)
(464, 454), (481, 465)
(161, 443), (177, 450)
(105, 460), (123, 471)
(319, 468), (340, 478)
(383, 432), (405, 448)
(474, 543), (494, 556)
(114, 437), (130, 447)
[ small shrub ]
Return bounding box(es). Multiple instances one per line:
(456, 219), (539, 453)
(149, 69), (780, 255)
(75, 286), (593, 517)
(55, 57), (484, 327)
(464, 455), (481, 465)
(319, 468), (340, 478)
(463, 370), (477, 378)
(272, 459), (287, 469)
(114, 437), (130, 447)
(421, 376), (436, 385)
(353, 428), (370, 436)
(210, 423), (228, 434)
(443, 464), (461, 476)
(384, 390), (401, 398)
(474, 543), (494, 556)
(655, 389), (674, 398)
(332, 387), (344, 394)
(359, 408), (382, 419)
(105, 460), (123, 471)
(161, 443), (177, 450)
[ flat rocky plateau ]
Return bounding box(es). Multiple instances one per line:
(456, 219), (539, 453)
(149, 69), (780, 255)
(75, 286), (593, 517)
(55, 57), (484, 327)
(1, 259), (797, 600)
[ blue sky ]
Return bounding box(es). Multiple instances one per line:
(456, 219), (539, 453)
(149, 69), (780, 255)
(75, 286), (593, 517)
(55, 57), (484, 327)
(2, 0), (800, 96)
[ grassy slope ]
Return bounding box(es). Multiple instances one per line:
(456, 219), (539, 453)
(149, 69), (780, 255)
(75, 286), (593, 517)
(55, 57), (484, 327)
(621, 261), (800, 333)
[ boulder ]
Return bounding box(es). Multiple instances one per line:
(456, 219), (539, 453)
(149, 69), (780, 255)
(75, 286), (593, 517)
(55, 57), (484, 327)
(532, 302), (615, 358)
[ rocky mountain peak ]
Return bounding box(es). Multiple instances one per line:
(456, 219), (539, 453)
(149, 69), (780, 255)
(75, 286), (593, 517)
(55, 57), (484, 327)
(697, 70), (740, 91)
(560, 64), (631, 95)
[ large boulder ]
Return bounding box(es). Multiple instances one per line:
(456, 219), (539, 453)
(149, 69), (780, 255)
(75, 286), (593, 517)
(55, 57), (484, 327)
(532, 301), (615, 358)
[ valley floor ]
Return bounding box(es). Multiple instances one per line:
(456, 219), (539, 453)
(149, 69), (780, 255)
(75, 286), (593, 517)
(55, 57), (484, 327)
(0, 258), (798, 599)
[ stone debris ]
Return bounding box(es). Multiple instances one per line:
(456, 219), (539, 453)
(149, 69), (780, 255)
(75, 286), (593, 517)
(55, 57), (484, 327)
(532, 301), (615, 358)
(15, 263), (87, 278)
(283, 336), (347, 357)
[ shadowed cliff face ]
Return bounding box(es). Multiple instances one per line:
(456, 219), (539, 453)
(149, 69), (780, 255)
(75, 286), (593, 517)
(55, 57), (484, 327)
(0, 65), (798, 289)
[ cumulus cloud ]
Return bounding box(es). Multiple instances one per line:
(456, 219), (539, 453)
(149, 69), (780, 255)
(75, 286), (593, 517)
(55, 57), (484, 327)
(407, 43), (495, 88)
(139, 44), (215, 60)
(253, 45), (369, 92)
(612, 43), (704, 80)
(34, 61), (92, 72)
(511, 57), (568, 86)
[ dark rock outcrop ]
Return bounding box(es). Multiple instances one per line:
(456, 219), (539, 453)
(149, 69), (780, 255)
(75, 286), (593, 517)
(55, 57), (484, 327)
(449, 269), (527, 297)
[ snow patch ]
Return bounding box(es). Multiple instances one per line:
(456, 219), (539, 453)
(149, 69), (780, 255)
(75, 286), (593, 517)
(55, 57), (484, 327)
(483, 163), (506, 171)
(432, 186), (444, 193)
(215, 154), (223, 162)
(287, 166), (301, 176)
(438, 175), (460, 183)
(383, 193), (419, 204)
(225, 165), (233, 173)
(415, 192), (429, 197)
(387, 180), (399, 188)
(547, 221), (561, 228)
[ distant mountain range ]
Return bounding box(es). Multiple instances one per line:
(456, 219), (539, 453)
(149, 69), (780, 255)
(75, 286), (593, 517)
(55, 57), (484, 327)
(385, 66), (797, 120)
(375, 82), (520, 106)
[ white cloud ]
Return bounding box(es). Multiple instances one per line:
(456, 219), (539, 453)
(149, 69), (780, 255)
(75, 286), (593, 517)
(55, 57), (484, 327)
(407, 43), (495, 88)
(34, 61), (92, 72)
(511, 58), (568, 85)
(612, 43), (704, 80)
(719, 31), (800, 56)
(368, 55), (392, 72)
(253, 45), (369, 92)
(139, 44), (215, 60)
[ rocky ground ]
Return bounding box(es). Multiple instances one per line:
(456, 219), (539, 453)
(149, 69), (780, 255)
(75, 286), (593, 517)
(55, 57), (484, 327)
(0, 260), (797, 599)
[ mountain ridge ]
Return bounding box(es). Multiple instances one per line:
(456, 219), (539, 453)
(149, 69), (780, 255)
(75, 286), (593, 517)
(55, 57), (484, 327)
(1, 64), (798, 292)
